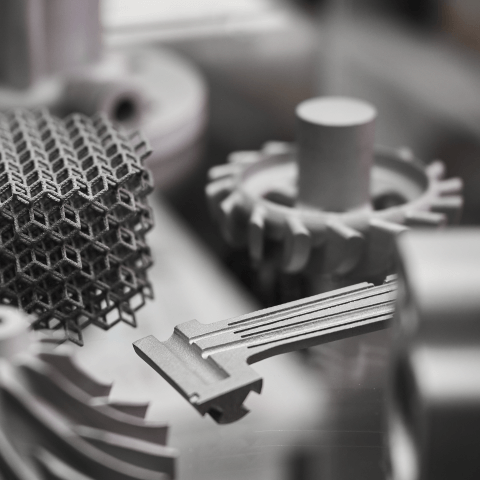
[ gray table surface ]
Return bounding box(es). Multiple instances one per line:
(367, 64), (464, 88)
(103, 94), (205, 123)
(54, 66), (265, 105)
(74, 195), (325, 480)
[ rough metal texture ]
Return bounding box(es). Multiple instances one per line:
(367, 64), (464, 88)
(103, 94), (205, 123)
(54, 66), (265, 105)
(0, 109), (154, 345)
(134, 276), (396, 424)
(389, 231), (480, 480)
(0, 305), (176, 480)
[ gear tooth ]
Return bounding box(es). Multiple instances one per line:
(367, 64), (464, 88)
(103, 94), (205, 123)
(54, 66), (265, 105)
(324, 222), (364, 275)
(262, 142), (293, 156)
(248, 206), (266, 262)
(19, 358), (169, 446)
(364, 219), (408, 276)
(370, 218), (409, 235)
(405, 211), (446, 228)
(219, 192), (247, 247)
(207, 164), (241, 182)
(396, 147), (415, 162)
(437, 177), (463, 196)
(219, 191), (240, 217)
(205, 178), (235, 221)
(104, 401), (150, 419)
(228, 151), (261, 165)
(430, 195), (463, 224)
(282, 218), (311, 273)
(37, 350), (112, 397)
(426, 160), (446, 180)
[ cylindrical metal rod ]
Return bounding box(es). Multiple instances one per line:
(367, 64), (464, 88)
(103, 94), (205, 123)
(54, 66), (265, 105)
(296, 96), (377, 212)
(44, 0), (101, 74)
(0, 0), (47, 88)
(0, 0), (100, 89)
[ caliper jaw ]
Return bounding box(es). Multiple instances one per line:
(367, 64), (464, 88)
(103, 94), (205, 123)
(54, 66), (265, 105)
(134, 278), (396, 424)
(133, 330), (262, 424)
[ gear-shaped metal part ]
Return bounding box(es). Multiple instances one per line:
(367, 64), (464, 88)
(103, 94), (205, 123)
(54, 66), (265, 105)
(0, 305), (176, 480)
(206, 97), (463, 282)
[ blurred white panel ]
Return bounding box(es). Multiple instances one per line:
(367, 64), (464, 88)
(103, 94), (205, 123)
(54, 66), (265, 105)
(101, 0), (288, 44)
(103, 0), (275, 27)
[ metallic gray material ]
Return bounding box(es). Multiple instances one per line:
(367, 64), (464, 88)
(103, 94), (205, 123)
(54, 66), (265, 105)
(0, 109), (154, 345)
(388, 230), (480, 480)
(206, 97), (463, 279)
(0, 306), (177, 480)
(0, 1), (208, 192)
(133, 276), (396, 424)
(43, 0), (100, 75)
(296, 97), (376, 211)
(0, 0), (100, 89)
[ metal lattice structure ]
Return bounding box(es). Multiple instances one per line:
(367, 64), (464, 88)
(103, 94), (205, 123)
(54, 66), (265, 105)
(0, 109), (154, 345)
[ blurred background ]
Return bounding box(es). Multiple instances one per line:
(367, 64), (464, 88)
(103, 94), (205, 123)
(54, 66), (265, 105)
(102, 0), (480, 298)
(102, 0), (480, 272)
(3, 0), (480, 479)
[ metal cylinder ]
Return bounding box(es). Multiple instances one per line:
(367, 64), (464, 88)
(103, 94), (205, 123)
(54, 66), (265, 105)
(389, 230), (480, 480)
(296, 96), (377, 212)
(44, 0), (101, 74)
(0, 0), (47, 88)
(0, 0), (100, 89)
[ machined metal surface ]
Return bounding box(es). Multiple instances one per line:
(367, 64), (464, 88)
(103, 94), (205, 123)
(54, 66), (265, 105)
(296, 97), (376, 212)
(0, 109), (154, 345)
(134, 276), (396, 424)
(0, 305), (177, 480)
(388, 230), (480, 480)
(0, 0), (100, 89)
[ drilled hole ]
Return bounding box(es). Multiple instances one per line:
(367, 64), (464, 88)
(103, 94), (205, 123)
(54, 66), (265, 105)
(112, 98), (137, 123)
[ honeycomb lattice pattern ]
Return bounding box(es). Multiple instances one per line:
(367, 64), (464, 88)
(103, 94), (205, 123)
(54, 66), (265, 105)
(0, 109), (154, 345)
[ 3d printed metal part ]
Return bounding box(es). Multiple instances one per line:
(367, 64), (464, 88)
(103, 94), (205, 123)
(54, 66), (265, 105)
(0, 306), (176, 480)
(134, 276), (396, 424)
(206, 97), (462, 281)
(0, 109), (154, 345)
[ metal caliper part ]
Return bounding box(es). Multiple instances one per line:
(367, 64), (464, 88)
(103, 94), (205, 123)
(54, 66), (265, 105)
(133, 276), (396, 424)
(0, 306), (177, 480)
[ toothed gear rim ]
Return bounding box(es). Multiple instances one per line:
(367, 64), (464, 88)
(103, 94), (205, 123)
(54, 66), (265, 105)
(206, 142), (463, 278)
(389, 231), (480, 480)
(0, 305), (176, 480)
(0, 109), (155, 345)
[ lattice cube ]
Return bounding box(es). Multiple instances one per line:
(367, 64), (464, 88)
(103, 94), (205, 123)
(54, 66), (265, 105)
(0, 109), (154, 345)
